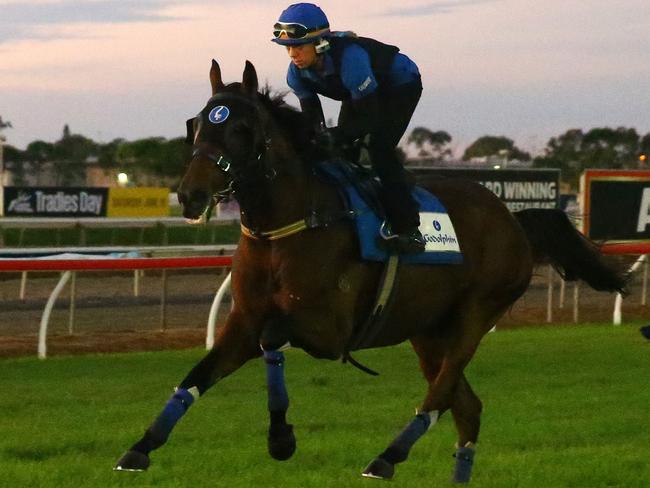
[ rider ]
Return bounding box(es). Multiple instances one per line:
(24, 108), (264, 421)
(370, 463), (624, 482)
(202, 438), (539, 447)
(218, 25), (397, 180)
(271, 3), (426, 254)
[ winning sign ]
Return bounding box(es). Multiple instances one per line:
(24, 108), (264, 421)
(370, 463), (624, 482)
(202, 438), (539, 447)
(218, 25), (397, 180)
(413, 168), (560, 212)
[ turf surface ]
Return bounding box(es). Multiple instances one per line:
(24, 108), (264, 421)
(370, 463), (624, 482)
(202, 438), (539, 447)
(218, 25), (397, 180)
(1, 324), (648, 487)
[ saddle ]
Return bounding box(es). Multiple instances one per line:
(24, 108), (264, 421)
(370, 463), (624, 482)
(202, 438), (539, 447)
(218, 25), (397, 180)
(316, 158), (386, 219)
(315, 159), (462, 265)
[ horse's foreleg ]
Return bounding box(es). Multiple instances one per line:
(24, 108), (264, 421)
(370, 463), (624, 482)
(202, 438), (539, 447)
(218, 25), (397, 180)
(260, 319), (295, 461)
(114, 317), (259, 471)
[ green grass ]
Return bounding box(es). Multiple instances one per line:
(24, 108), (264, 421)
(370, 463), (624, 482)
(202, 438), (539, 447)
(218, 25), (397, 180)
(0, 223), (241, 247)
(1, 324), (648, 487)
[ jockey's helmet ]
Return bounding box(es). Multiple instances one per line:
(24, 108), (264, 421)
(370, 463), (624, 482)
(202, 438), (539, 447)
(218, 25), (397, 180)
(272, 3), (330, 46)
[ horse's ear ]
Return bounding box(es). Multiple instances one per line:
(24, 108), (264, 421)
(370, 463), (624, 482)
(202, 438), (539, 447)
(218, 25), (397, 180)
(210, 59), (225, 95)
(241, 60), (258, 96)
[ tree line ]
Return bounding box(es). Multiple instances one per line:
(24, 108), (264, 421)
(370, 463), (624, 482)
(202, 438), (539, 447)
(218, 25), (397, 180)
(2, 119), (649, 190)
(1, 124), (191, 187)
(403, 126), (649, 188)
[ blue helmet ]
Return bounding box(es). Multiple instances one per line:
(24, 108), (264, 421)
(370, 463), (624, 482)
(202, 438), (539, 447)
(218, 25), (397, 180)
(271, 3), (330, 46)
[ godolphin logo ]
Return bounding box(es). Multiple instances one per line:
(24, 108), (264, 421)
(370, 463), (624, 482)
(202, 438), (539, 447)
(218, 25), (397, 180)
(208, 106), (230, 124)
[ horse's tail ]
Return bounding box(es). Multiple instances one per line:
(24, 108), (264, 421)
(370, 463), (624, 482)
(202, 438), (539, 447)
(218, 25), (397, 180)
(514, 208), (628, 294)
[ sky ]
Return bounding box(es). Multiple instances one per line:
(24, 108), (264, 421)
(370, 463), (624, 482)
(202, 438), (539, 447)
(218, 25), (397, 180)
(1, 0), (649, 156)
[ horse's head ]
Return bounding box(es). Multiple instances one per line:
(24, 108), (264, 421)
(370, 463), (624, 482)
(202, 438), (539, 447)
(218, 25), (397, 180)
(178, 59), (271, 221)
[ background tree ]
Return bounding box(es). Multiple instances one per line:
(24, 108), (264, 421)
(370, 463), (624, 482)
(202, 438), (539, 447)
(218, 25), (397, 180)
(462, 135), (530, 162)
(51, 124), (97, 185)
(24, 140), (54, 185)
(115, 137), (190, 187)
(580, 127), (639, 169)
(406, 127), (452, 162)
(534, 127), (641, 189)
(533, 129), (584, 187)
(2, 145), (29, 185)
(97, 138), (125, 170)
(0, 116), (12, 130)
(0, 116), (12, 185)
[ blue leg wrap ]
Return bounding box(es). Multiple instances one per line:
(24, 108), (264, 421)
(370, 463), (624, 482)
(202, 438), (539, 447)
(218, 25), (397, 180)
(148, 388), (196, 443)
(381, 413), (432, 465)
(264, 350), (289, 412)
(453, 445), (476, 483)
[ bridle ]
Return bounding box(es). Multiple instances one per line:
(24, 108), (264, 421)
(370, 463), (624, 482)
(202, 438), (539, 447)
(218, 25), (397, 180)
(190, 92), (272, 204)
(187, 91), (353, 241)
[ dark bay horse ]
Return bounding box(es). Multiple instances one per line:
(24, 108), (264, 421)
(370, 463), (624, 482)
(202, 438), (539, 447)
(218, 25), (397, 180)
(115, 60), (626, 482)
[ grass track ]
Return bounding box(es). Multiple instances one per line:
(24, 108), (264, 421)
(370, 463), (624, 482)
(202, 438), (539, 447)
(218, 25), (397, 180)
(1, 324), (648, 487)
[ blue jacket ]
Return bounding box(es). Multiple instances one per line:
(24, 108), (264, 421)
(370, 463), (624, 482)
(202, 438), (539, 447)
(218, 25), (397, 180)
(287, 36), (420, 103)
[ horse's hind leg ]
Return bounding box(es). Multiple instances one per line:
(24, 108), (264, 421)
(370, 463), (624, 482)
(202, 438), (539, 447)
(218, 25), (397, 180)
(450, 374), (482, 483)
(362, 337), (445, 480)
(114, 312), (259, 471)
(362, 334), (480, 481)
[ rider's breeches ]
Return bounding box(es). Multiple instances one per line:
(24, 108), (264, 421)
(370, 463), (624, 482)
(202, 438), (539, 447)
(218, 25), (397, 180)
(341, 81), (423, 233)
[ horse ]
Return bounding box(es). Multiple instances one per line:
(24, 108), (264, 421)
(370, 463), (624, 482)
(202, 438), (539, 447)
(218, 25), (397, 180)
(114, 60), (627, 482)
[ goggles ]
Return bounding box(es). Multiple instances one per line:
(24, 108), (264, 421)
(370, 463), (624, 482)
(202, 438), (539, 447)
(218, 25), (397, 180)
(273, 22), (328, 40)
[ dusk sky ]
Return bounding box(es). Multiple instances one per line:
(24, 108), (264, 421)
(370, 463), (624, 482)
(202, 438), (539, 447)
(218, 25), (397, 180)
(1, 0), (649, 155)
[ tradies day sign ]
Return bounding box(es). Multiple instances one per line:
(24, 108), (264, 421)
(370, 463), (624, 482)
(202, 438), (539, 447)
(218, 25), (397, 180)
(3, 187), (108, 217)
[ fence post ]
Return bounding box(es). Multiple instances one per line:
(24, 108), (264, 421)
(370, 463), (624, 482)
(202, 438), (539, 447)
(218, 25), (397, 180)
(160, 269), (168, 330)
(643, 259), (648, 307)
(573, 282), (579, 323)
(546, 265), (553, 323)
(206, 271), (232, 349)
(38, 271), (72, 359)
(68, 271), (77, 334)
(20, 271), (28, 301)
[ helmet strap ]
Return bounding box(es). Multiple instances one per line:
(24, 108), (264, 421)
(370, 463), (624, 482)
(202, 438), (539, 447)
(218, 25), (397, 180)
(314, 37), (330, 53)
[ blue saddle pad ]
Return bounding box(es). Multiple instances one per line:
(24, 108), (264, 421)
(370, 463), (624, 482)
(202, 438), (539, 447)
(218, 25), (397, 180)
(318, 163), (463, 265)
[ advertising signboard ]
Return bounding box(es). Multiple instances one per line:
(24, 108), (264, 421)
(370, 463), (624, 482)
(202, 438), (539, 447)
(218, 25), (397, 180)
(3, 187), (108, 217)
(413, 168), (560, 212)
(107, 187), (169, 217)
(580, 169), (650, 242)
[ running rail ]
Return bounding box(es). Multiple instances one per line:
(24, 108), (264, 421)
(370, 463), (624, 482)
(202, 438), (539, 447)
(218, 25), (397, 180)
(0, 256), (233, 358)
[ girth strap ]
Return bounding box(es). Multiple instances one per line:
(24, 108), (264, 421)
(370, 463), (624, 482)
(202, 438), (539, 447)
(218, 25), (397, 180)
(343, 254), (400, 375)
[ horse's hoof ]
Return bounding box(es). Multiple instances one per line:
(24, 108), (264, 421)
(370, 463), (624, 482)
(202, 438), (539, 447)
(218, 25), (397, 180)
(451, 446), (475, 483)
(113, 450), (150, 472)
(268, 423), (296, 461)
(362, 457), (395, 480)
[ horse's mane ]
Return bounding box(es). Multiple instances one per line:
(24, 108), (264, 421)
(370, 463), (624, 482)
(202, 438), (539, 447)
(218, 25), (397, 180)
(257, 87), (329, 161)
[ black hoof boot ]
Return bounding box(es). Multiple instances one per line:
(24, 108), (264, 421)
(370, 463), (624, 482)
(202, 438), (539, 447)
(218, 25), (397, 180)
(362, 457), (395, 480)
(268, 423), (296, 461)
(452, 445), (475, 483)
(114, 450), (150, 472)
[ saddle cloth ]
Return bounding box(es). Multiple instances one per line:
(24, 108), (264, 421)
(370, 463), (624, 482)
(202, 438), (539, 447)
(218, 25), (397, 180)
(318, 162), (463, 265)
